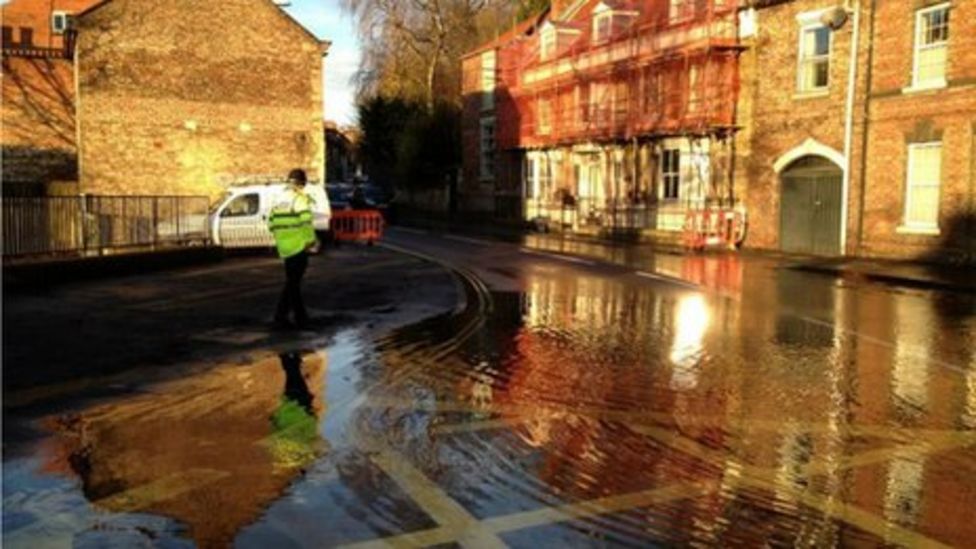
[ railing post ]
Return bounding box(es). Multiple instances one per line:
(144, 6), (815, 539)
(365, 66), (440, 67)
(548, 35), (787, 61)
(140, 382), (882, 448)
(152, 197), (159, 249)
(80, 193), (88, 253)
(176, 197), (182, 243)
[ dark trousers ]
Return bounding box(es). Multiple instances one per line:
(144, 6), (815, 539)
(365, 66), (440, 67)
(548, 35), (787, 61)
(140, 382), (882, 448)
(275, 251), (309, 324)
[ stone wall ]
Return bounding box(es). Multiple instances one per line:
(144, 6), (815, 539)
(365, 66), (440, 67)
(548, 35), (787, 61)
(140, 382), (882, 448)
(74, 0), (326, 200)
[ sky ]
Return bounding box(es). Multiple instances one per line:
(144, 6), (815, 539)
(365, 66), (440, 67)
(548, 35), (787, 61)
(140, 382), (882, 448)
(284, 0), (362, 126)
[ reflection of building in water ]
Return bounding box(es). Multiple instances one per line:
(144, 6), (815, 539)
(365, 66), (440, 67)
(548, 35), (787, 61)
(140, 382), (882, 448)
(891, 297), (934, 415)
(966, 359), (976, 429)
(669, 294), (710, 391)
(774, 270), (836, 347)
(501, 271), (740, 508)
(43, 351), (328, 548)
(882, 446), (924, 529)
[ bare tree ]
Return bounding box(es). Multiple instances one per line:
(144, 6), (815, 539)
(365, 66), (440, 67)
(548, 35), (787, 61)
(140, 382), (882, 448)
(343, 0), (513, 107)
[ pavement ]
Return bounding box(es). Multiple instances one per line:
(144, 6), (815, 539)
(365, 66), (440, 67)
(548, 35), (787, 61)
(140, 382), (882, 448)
(394, 215), (976, 294)
(3, 229), (975, 548)
(2, 244), (460, 408)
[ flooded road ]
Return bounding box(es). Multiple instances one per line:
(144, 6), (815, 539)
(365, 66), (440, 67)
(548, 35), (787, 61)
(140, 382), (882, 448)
(4, 230), (976, 547)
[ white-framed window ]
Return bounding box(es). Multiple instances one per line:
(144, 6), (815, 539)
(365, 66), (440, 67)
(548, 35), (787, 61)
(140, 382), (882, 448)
(589, 81), (608, 126)
(51, 11), (70, 34)
(912, 3), (949, 89)
(540, 28), (556, 61)
(687, 64), (701, 113)
(480, 50), (496, 111)
(902, 142), (942, 231)
(661, 149), (680, 200)
(669, 0), (690, 23)
(613, 80), (629, 122)
(593, 12), (612, 43)
(537, 99), (552, 135)
(526, 154), (557, 201)
(479, 117), (496, 180)
(797, 24), (831, 92)
(539, 156), (553, 199)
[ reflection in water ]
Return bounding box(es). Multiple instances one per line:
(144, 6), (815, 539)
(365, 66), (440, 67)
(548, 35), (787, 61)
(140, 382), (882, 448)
(892, 297), (933, 416)
(269, 352), (323, 471)
(773, 424), (813, 508)
(883, 446), (925, 529)
(5, 249), (976, 547)
(42, 351), (328, 548)
(966, 362), (976, 429)
(669, 294), (710, 391)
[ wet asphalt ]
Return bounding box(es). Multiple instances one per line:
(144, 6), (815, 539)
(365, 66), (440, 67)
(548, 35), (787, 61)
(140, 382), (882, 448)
(3, 228), (976, 548)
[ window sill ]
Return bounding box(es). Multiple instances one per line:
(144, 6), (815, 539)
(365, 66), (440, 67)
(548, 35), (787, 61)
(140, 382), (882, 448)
(902, 80), (947, 95)
(793, 89), (829, 100)
(896, 225), (940, 236)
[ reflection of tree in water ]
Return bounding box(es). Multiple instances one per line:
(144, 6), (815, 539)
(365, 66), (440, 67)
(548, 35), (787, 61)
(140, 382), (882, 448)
(42, 351), (327, 548)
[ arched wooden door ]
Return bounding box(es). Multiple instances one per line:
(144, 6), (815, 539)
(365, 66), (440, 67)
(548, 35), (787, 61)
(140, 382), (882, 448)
(779, 156), (843, 256)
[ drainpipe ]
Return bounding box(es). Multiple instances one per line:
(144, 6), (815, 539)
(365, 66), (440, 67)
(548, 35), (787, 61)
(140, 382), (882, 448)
(841, 0), (861, 255)
(855, 0), (877, 255)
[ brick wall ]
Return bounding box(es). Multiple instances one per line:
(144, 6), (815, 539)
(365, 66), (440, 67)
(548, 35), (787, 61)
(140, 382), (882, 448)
(1, 56), (78, 191)
(0, 0), (99, 50)
(74, 0), (326, 199)
(0, 0), (100, 194)
(858, 0), (976, 261)
(739, 0), (975, 262)
(737, 1), (871, 253)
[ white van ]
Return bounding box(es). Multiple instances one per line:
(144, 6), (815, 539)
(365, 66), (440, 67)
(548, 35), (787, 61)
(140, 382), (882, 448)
(211, 183), (332, 248)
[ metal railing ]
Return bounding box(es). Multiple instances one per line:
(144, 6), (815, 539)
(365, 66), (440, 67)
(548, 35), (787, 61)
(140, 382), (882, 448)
(524, 197), (712, 233)
(2, 195), (211, 259)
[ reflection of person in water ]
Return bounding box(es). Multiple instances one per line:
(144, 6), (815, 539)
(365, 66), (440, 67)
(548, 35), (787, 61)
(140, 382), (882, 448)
(269, 352), (321, 469)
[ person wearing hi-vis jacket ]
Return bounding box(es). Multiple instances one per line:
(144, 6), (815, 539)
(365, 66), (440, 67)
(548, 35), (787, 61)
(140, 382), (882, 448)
(268, 168), (319, 329)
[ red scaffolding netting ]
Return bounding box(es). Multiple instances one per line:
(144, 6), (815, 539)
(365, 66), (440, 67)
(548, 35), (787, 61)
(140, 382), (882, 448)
(494, 0), (742, 151)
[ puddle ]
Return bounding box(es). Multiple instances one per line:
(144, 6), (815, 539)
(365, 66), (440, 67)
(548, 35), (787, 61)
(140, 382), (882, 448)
(4, 262), (976, 547)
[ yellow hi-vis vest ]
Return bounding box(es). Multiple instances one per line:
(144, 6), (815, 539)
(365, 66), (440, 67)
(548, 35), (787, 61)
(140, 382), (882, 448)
(268, 187), (316, 258)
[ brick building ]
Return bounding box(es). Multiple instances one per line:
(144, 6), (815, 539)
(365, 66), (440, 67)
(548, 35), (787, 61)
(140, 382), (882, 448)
(739, 0), (976, 261)
(466, 0), (976, 261)
(1, 0), (330, 199)
(461, 0), (743, 237)
(1, 0), (99, 196)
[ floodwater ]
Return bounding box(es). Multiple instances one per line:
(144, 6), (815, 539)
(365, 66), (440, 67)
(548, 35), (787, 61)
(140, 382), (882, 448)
(4, 254), (976, 548)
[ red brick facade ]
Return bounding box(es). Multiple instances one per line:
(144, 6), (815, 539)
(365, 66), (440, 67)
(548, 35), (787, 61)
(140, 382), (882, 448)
(465, 0), (976, 261)
(739, 0), (976, 261)
(461, 0), (743, 233)
(1, 0), (101, 195)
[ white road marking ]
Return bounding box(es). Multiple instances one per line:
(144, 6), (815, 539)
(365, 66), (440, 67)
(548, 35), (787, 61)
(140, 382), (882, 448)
(519, 247), (596, 266)
(394, 227), (429, 235)
(635, 270), (700, 289)
(444, 235), (492, 246)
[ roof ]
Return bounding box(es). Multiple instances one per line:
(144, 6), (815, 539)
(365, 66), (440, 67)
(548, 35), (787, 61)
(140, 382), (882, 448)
(462, 9), (548, 60)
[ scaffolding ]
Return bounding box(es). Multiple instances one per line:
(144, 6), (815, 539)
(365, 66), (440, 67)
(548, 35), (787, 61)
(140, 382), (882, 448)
(492, 0), (744, 243)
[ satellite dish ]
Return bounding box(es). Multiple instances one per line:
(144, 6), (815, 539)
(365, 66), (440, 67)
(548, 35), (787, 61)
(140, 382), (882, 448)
(820, 7), (848, 30)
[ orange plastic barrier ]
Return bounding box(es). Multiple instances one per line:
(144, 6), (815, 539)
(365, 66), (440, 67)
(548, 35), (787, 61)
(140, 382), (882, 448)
(330, 210), (384, 245)
(682, 207), (747, 251)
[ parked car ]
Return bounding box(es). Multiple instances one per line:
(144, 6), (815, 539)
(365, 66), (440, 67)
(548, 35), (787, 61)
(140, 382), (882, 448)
(326, 183), (354, 211)
(210, 183), (332, 249)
